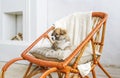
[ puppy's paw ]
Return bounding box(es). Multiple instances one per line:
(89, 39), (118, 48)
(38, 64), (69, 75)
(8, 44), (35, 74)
(52, 43), (58, 51)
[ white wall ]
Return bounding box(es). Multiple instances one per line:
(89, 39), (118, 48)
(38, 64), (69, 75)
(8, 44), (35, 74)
(0, 0), (2, 40)
(0, 0), (48, 62)
(2, 14), (16, 40)
(47, 0), (120, 66)
(1, 0), (25, 12)
(0, 0), (29, 62)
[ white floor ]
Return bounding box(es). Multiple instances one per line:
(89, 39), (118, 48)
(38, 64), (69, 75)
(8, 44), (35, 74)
(0, 61), (120, 78)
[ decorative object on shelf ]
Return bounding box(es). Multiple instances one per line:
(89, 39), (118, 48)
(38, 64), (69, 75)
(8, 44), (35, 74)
(11, 33), (23, 41)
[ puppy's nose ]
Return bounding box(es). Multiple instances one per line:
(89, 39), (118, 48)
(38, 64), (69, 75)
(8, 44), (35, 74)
(55, 37), (59, 40)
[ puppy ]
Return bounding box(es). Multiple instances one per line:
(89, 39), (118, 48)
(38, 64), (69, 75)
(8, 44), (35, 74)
(51, 28), (79, 78)
(51, 28), (71, 51)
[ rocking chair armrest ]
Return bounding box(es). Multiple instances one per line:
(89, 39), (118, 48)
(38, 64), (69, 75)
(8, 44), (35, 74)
(21, 26), (55, 56)
(44, 34), (54, 44)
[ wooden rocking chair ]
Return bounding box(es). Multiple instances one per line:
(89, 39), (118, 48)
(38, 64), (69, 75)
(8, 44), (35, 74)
(1, 12), (111, 78)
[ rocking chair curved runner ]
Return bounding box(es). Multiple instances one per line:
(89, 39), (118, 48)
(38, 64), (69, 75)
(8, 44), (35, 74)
(1, 12), (111, 78)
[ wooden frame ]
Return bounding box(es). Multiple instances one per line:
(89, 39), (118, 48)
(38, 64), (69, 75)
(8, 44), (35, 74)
(1, 12), (111, 78)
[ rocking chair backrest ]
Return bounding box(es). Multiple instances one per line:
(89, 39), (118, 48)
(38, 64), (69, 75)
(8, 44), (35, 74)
(64, 12), (108, 66)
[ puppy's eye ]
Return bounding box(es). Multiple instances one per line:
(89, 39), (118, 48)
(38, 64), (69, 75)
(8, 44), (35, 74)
(51, 32), (55, 36)
(60, 33), (64, 35)
(56, 33), (59, 35)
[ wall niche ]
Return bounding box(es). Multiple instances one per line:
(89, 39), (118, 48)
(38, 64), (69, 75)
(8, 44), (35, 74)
(3, 11), (23, 41)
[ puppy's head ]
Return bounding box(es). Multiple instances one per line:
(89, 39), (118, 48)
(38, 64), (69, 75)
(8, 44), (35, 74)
(51, 28), (67, 40)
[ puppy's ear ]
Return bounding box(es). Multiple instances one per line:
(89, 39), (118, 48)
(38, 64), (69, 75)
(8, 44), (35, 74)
(51, 30), (55, 36)
(60, 29), (67, 35)
(51, 32), (54, 36)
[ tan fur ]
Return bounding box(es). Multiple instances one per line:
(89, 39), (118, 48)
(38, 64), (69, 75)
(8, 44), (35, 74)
(51, 28), (71, 51)
(51, 28), (69, 41)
